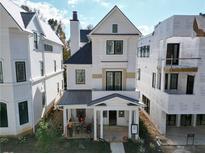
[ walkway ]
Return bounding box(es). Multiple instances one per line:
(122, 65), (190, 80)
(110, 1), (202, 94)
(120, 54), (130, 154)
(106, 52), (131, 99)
(110, 142), (125, 153)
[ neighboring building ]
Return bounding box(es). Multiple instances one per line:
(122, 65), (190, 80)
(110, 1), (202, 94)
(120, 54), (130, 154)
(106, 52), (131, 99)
(0, 0), (64, 136)
(60, 6), (142, 141)
(137, 15), (205, 134)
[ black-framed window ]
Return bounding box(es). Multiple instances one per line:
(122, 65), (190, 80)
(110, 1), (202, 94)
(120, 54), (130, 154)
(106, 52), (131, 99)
(197, 114), (205, 125)
(165, 73), (168, 90)
(106, 40), (123, 55)
(44, 44), (53, 52)
(142, 95), (150, 114)
(40, 61), (44, 76)
(15, 61), (26, 82)
(18, 101), (29, 125)
(103, 111), (107, 118)
(119, 110), (125, 117)
(33, 32), (38, 49)
(76, 69), (85, 84)
(166, 43), (180, 65)
(152, 73), (156, 88)
(137, 68), (140, 80)
(0, 102), (8, 127)
(112, 24), (118, 33)
(76, 109), (86, 117)
(166, 115), (176, 126)
(181, 114), (192, 126)
(106, 71), (122, 91)
(0, 61), (3, 83)
(42, 92), (46, 107)
(57, 82), (60, 93)
(170, 74), (178, 89)
(157, 73), (161, 89)
(54, 60), (56, 72)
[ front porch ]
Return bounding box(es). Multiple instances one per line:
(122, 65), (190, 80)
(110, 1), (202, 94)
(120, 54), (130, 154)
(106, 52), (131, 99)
(59, 90), (142, 141)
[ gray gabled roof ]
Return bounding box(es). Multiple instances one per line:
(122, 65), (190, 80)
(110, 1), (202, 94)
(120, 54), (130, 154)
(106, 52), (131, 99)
(64, 42), (92, 64)
(88, 93), (139, 106)
(20, 12), (35, 28)
(59, 90), (92, 105)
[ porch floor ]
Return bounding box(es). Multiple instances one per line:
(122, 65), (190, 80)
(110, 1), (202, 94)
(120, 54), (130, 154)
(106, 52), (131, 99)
(102, 126), (128, 142)
(165, 126), (205, 145)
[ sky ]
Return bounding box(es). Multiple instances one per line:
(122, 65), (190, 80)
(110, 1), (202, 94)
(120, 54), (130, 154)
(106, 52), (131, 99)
(12, 0), (205, 38)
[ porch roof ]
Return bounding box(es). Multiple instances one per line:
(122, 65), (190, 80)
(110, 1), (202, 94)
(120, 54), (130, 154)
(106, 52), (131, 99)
(59, 90), (92, 105)
(88, 93), (140, 106)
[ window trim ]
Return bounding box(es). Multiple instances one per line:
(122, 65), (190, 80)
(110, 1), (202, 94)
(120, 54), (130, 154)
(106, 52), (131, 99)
(33, 32), (38, 49)
(15, 61), (26, 82)
(170, 73), (178, 90)
(40, 61), (44, 76)
(118, 110), (125, 118)
(75, 69), (86, 84)
(152, 73), (156, 88)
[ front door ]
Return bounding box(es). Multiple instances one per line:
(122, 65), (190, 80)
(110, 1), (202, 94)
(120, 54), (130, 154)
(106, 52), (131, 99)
(181, 114), (192, 126)
(186, 75), (194, 94)
(109, 111), (117, 125)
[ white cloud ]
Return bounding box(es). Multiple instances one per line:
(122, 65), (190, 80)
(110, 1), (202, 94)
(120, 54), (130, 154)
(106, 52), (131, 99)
(67, 0), (82, 8)
(92, 0), (111, 8)
(138, 25), (154, 36)
(12, 0), (69, 28)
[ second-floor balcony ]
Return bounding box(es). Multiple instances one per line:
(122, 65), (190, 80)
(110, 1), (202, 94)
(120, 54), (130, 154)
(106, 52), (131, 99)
(158, 57), (201, 73)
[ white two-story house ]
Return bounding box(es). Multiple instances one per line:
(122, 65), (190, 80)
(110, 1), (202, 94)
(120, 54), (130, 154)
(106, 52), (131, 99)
(0, 0), (64, 136)
(137, 15), (205, 134)
(60, 6), (142, 141)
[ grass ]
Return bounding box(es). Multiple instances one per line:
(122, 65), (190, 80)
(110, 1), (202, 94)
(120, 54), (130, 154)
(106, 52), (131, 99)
(0, 135), (111, 153)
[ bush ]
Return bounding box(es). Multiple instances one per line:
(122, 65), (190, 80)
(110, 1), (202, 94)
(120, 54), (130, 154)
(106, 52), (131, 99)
(18, 136), (27, 144)
(35, 119), (59, 152)
(0, 138), (8, 144)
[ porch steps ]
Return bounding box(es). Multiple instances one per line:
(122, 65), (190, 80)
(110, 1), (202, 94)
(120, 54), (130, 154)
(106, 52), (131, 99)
(110, 142), (125, 153)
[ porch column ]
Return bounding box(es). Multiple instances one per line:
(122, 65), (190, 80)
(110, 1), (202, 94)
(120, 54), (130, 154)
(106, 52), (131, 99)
(100, 110), (103, 139)
(128, 110), (132, 138)
(134, 109), (139, 140)
(176, 114), (181, 127)
(63, 107), (67, 137)
(94, 109), (97, 140)
(192, 114), (197, 127)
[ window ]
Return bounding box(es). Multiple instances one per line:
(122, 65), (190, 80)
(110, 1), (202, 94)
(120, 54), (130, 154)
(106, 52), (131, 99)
(42, 92), (46, 107)
(40, 61), (44, 76)
(138, 46), (150, 58)
(106, 40), (123, 55)
(166, 115), (176, 126)
(170, 74), (178, 89)
(33, 32), (38, 49)
(18, 101), (29, 125)
(62, 80), (64, 90)
(166, 43), (180, 65)
(118, 111), (125, 117)
(103, 111), (107, 118)
(112, 24), (118, 33)
(15, 61), (26, 82)
(76, 69), (85, 84)
(197, 114), (205, 125)
(181, 114), (192, 126)
(137, 68), (141, 80)
(146, 46), (150, 57)
(44, 44), (53, 52)
(152, 73), (156, 88)
(76, 109), (86, 118)
(0, 102), (8, 127)
(165, 74), (168, 90)
(142, 95), (150, 114)
(57, 82), (60, 93)
(54, 60), (56, 72)
(157, 73), (161, 89)
(106, 71), (122, 91)
(0, 61), (3, 83)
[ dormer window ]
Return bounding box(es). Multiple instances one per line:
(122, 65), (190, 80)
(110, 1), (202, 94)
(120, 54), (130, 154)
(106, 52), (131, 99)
(112, 24), (118, 33)
(33, 32), (38, 49)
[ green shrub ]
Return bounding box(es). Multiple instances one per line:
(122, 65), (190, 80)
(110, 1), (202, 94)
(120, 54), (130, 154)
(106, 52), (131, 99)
(35, 119), (59, 152)
(18, 136), (27, 144)
(0, 137), (8, 144)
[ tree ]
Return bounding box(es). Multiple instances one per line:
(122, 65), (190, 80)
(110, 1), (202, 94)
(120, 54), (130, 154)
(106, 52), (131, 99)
(21, 5), (32, 12)
(87, 24), (93, 30)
